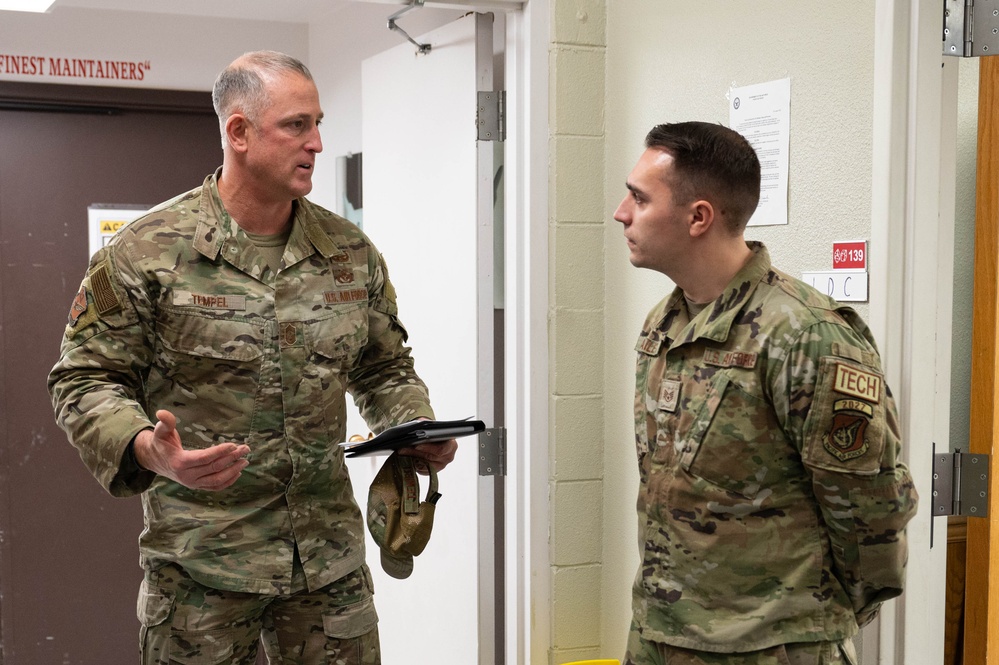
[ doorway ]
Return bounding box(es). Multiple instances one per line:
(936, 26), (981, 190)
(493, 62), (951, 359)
(0, 81), (221, 664)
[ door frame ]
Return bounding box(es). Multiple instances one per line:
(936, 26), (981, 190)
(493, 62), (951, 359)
(503, 2), (550, 664)
(871, 0), (952, 661)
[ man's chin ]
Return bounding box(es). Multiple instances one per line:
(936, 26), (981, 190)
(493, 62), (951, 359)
(291, 180), (314, 198)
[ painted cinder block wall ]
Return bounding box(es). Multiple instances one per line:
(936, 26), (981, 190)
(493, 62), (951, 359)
(548, 0), (608, 663)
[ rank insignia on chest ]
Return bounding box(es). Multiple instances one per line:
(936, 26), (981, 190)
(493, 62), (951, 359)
(659, 380), (681, 412)
(823, 399), (873, 462)
(334, 268), (355, 286)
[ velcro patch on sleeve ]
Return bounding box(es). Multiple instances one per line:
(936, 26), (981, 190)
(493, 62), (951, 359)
(832, 362), (881, 403)
(69, 285), (89, 325)
(823, 400), (873, 462)
(89, 261), (121, 316)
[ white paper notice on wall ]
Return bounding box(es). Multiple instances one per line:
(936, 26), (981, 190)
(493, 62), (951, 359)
(87, 204), (149, 260)
(728, 78), (790, 227)
(801, 270), (869, 303)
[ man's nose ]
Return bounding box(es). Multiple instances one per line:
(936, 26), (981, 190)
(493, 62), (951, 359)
(613, 198), (630, 224)
(308, 126), (323, 153)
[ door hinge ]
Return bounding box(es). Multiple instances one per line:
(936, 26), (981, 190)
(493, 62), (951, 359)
(944, 0), (999, 57)
(478, 427), (506, 476)
(477, 91), (506, 142)
(932, 445), (990, 518)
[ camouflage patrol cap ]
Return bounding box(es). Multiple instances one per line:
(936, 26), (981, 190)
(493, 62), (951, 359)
(366, 453), (441, 579)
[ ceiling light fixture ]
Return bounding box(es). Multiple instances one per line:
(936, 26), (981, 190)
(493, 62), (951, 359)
(0, 0), (56, 12)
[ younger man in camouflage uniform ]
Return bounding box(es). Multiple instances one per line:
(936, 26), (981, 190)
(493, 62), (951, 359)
(613, 122), (917, 665)
(48, 51), (456, 664)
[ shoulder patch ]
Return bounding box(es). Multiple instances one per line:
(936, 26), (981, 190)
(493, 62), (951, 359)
(69, 285), (89, 325)
(89, 261), (121, 316)
(832, 362), (881, 403)
(823, 399), (873, 462)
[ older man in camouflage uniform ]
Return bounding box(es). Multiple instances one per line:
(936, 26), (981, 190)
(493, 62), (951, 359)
(613, 122), (917, 665)
(48, 51), (456, 664)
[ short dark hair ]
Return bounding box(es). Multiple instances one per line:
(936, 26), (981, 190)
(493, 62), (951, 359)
(644, 122), (761, 232)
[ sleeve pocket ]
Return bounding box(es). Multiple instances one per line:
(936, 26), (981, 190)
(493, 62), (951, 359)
(802, 356), (885, 475)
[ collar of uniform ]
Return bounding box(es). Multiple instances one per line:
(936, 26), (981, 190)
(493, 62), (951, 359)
(672, 241), (772, 347)
(651, 289), (688, 344)
(193, 168), (230, 261)
(297, 201), (340, 259)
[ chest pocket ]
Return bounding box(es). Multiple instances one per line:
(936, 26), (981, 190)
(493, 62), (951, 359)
(676, 371), (789, 500)
(308, 303), (368, 366)
(151, 312), (265, 444)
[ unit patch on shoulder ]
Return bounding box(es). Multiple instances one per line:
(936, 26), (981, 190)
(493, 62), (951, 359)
(823, 398), (873, 462)
(832, 362), (881, 403)
(69, 285), (89, 325)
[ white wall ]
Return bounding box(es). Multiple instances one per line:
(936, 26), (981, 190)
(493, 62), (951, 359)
(602, 0), (877, 658)
(0, 7), (307, 91)
(307, 3), (463, 210)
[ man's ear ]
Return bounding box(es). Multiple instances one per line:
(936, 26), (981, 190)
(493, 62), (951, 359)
(225, 113), (250, 153)
(687, 199), (715, 238)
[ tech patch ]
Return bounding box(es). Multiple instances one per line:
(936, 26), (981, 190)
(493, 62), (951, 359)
(823, 398), (873, 462)
(832, 362), (881, 403)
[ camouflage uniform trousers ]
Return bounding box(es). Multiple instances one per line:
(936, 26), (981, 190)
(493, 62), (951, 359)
(137, 562), (380, 664)
(625, 621), (858, 665)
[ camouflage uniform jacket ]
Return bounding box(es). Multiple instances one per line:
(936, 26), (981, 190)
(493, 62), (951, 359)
(48, 171), (434, 595)
(632, 242), (917, 652)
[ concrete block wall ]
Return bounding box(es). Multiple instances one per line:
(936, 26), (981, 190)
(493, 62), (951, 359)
(548, 1), (608, 663)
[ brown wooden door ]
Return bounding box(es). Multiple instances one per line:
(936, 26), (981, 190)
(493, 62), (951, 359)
(966, 56), (999, 665)
(0, 82), (220, 664)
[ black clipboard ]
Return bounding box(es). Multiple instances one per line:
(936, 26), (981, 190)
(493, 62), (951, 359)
(339, 417), (485, 458)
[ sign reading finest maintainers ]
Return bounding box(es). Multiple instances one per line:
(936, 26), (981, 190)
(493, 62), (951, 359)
(87, 204), (149, 260)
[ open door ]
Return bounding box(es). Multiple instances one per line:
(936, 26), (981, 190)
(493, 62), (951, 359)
(964, 53), (999, 665)
(349, 12), (501, 664)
